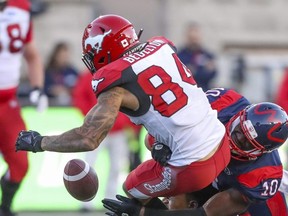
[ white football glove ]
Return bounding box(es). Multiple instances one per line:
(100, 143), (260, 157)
(29, 88), (48, 113)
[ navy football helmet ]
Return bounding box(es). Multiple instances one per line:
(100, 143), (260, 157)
(227, 102), (288, 161)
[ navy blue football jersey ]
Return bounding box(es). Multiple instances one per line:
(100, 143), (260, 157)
(206, 88), (283, 202)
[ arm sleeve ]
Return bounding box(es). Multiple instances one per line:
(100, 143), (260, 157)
(236, 166), (283, 202)
(24, 21), (33, 43)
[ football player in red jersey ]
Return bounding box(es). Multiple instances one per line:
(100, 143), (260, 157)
(102, 89), (288, 216)
(16, 14), (231, 208)
(0, 0), (47, 215)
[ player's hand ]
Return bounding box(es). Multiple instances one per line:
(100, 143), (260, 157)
(102, 195), (143, 216)
(29, 87), (48, 112)
(15, 130), (44, 153)
(151, 143), (172, 166)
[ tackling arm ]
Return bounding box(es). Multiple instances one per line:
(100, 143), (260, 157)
(203, 188), (250, 216)
(102, 188), (250, 216)
(143, 188), (249, 216)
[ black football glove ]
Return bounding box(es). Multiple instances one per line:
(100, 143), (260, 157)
(102, 195), (142, 216)
(15, 130), (44, 153)
(151, 143), (172, 166)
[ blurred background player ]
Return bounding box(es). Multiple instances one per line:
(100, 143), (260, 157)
(276, 67), (288, 115)
(177, 22), (218, 92)
(44, 41), (79, 106)
(0, 0), (47, 215)
(72, 70), (141, 211)
(275, 66), (288, 169)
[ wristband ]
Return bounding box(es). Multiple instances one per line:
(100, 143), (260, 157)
(33, 136), (44, 152)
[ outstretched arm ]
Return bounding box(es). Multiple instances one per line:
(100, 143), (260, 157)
(103, 188), (250, 216)
(203, 188), (250, 216)
(14, 86), (123, 153)
(151, 188), (249, 216)
(148, 189), (249, 216)
(41, 87), (124, 152)
(103, 195), (207, 216)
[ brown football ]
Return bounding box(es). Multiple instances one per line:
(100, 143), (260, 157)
(63, 159), (98, 202)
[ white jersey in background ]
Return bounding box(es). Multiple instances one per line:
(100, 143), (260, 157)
(0, 1), (31, 90)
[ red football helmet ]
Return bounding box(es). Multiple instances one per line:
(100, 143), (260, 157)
(227, 102), (288, 161)
(82, 14), (139, 73)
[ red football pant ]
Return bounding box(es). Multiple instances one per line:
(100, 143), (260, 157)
(0, 88), (28, 183)
(124, 134), (230, 199)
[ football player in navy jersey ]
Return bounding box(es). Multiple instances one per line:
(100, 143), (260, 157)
(15, 14), (232, 209)
(102, 88), (288, 216)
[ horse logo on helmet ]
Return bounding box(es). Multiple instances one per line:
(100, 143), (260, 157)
(84, 29), (112, 54)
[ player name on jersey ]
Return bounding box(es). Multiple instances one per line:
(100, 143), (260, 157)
(123, 41), (163, 63)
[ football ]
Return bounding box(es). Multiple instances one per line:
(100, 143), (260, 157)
(63, 159), (98, 202)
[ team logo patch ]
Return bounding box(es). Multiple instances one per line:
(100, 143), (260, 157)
(121, 39), (129, 48)
(224, 167), (232, 175)
(91, 78), (104, 92)
(143, 167), (172, 194)
(84, 29), (112, 54)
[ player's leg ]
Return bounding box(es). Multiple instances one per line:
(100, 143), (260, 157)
(123, 134), (230, 200)
(123, 159), (170, 209)
(106, 131), (129, 198)
(0, 99), (28, 215)
(128, 127), (142, 172)
(167, 133), (230, 195)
